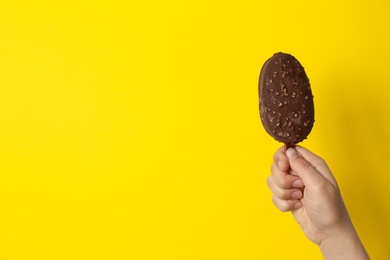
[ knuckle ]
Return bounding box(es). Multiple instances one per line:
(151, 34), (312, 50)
(298, 160), (311, 171)
(273, 148), (282, 162)
(316, 158), (327, 169)
(266, 175), (273, 188)
(272, 196), (290, 212)
(279, 202), (290, 212)
(278, 176), (287, 188)
(279, 189), (291, 200)
(316, 155), (326, 165)
(293, 158), (313, 174)
(311, 181), (328, 193)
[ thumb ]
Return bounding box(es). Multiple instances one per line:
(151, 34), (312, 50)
(286, 148), (327, 187)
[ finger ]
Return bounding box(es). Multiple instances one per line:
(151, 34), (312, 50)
(286, 148), (331, 188)
(295, 146), (337, 186)
(294, 146), (326, 167)
(273, 146), (290, 172)
(271, 196), (302, 212)
(271, 162), (304, 189)
(267, 175), (303, 200)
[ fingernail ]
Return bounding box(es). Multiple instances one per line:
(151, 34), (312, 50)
(291, 190), (302, 200)
(286, 148), (299, 160)
(292, 179), (304, 188)
(294, 202), (302, 209)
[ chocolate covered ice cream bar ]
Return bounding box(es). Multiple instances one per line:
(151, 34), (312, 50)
(259, 52), (314, 147)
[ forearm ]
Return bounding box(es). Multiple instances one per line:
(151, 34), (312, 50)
(319, 223), (369, 260)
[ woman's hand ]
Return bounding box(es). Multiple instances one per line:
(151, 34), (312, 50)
(267, 146), (369, 260)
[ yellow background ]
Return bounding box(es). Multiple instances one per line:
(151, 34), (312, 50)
(0, 0), (389, 259)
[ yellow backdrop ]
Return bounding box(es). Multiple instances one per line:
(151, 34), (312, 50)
(0, 0), (389, 259)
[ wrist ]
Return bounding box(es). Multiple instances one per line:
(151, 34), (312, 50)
(319, 222), (369, 260)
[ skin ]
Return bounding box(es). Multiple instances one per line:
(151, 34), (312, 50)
(267, 146), (370, 260)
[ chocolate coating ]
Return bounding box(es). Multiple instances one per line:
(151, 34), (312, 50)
(259, 52), (314, 145)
